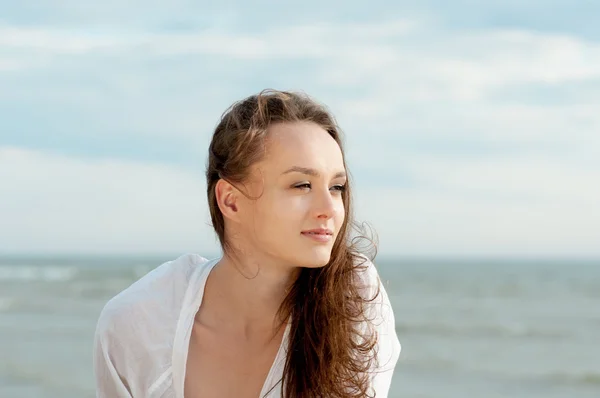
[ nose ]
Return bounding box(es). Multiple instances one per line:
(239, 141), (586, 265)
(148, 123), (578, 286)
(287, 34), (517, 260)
(314, 187), (337, 220)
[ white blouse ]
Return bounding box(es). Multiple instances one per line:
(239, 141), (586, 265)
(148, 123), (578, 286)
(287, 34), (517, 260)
(93, 254), (401, 397)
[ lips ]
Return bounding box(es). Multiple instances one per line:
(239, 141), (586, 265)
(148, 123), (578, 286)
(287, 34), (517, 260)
(301, 228), (334, 243)
(301, 228), (333, 236)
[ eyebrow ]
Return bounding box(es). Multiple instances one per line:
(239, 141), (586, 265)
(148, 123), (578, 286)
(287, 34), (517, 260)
(282, 166), (346, 179)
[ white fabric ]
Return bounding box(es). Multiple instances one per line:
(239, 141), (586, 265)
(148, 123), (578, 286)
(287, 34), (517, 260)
(93, 254), (401, 397)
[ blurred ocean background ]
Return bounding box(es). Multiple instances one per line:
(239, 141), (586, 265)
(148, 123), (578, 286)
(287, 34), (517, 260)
(1, 254), (598, 398)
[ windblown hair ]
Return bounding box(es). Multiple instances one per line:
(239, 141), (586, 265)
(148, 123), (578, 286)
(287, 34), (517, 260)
(206, 89), (380, 397)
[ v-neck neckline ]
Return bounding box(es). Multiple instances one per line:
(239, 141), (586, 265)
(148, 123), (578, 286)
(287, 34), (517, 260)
(172, 257), (290, 398)
(258, 319), (290, 397)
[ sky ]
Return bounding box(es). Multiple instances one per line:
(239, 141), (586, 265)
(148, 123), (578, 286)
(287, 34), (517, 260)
(1, 1), (599, 258)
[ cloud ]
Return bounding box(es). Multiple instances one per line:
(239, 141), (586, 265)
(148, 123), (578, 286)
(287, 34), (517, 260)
(0, 1), (410, 30)
(0, 19), (419, 144)
(0, 146), (216, 254)
(0, 58), (22, 71)
(319, 28), (600, 148)
(352, 150), (600, 258)
(359, 187), (600, 259)
(0, 19), (416, 57)
(0, 26), (128, 53)
(3, 20), (599, 143)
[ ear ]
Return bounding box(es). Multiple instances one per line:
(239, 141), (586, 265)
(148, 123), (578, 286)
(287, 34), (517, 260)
(215, 178), (240, 221)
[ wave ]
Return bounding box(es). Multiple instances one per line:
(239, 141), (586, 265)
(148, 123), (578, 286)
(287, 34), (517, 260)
(68, 278), (134, 299)
(544, 372), (600, 386)
(0, 358), (92, 396)
(396, 321), (569, 339)
(0, 297), (14, 312)
(0, 265), (78, 282)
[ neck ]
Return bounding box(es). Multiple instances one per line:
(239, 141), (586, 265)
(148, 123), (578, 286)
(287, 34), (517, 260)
(202, 250), (299, 337)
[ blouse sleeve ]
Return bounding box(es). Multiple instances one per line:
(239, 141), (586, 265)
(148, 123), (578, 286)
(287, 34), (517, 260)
(362, 258), (402, 397)
(93, 300), (134, 398)
(93, 330), (134, 397)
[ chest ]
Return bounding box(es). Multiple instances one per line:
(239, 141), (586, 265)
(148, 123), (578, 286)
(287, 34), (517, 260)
(184, 325), (285, 398)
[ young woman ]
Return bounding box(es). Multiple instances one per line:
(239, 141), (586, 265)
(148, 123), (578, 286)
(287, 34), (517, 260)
(94, 89), (401, 397)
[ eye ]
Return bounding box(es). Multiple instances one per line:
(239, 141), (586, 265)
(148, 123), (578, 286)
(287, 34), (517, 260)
(294, 183), (311, 190)
(330, 184), (346, 193)
(293, 183), (346, 192)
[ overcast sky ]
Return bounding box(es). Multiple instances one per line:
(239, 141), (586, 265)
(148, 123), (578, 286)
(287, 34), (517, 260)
(1, 1), (599, 258)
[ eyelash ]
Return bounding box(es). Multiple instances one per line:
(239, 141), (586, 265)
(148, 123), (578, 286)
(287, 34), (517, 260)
(294, 183), (346, 192)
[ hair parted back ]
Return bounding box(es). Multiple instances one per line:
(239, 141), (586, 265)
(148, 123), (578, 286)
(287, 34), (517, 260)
(206, 89), (380, 397)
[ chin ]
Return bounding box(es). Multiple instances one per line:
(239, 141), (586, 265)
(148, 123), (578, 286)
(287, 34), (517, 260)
(297, 248), (333, 268)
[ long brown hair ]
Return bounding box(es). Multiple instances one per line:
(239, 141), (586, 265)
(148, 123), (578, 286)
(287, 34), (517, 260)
(206, 89), (380, 397)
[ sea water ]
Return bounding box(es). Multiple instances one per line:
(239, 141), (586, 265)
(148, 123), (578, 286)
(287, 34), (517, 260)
(0, 255), (598, 398)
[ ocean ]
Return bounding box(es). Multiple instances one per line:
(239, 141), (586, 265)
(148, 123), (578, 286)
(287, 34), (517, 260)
(0, 255), (598, 398)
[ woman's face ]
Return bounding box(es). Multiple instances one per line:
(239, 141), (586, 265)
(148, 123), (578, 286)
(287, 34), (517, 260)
(237, 121), (347, 269)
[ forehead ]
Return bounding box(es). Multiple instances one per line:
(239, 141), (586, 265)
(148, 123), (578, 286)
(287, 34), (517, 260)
(261, 121), (345, 172)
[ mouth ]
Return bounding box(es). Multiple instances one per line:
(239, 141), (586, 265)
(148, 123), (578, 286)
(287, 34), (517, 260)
(301, 228), (334, 243)
(301, 228), (333, 236)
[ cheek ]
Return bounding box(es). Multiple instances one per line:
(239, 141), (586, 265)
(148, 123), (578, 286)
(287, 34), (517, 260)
(252, 200), (300, 248)
(253, 194), (302, 229)
(335, 201), (345, 223)
(269, 193), (307, 217)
